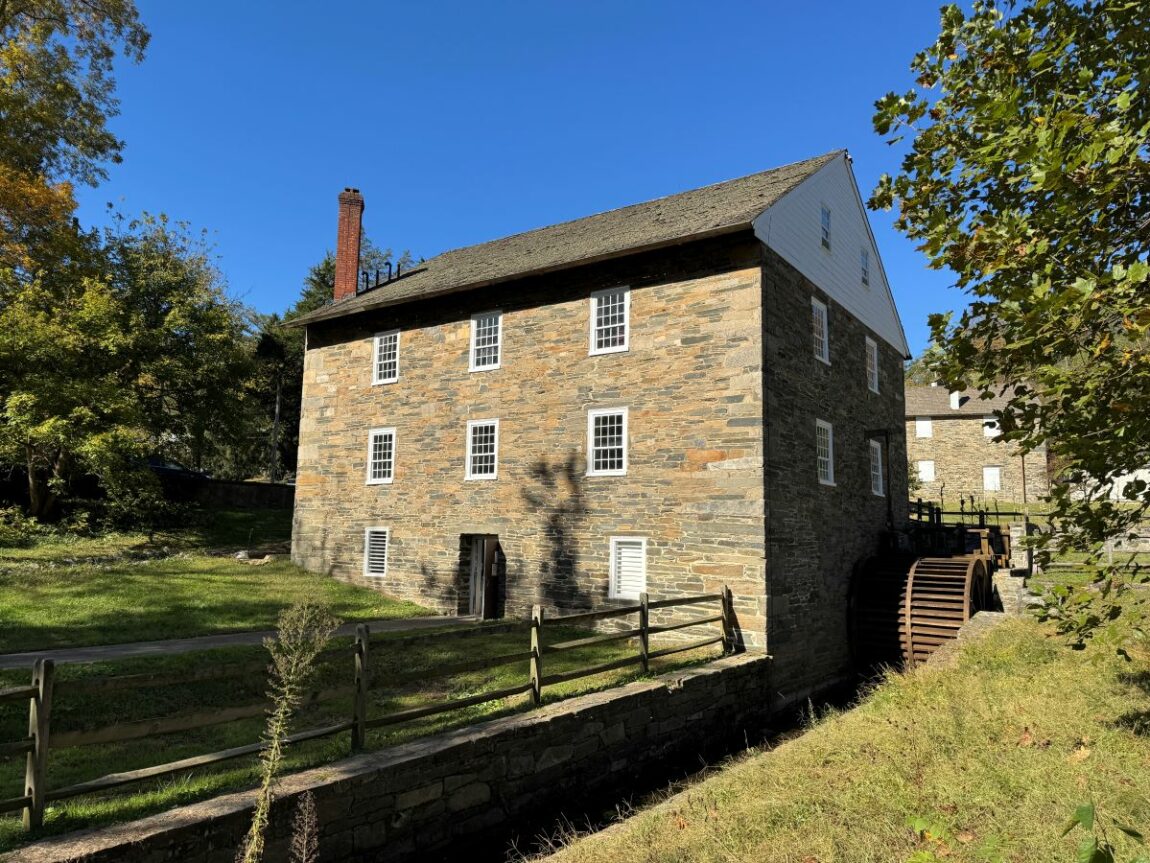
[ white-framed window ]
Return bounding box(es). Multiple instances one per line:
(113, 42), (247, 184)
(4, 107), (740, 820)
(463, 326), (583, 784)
(811, 298), (830, 364)
(590, 287), (630, 355)
(820, 205), (832, 250)
(983, 416), (1001, 438)
(366, 427), (395, 484)
(469, 311), (502, 372)
(949, 391), (963, 410)
(869, 439), (884, 497)
(465, 419), (499, 480)
(915, 417), (933, 438)
(609, 536), (647, 600)
(588, 407), (628, 476)
(983, 465), (1002, 492)
(815, 419), (835, 485)
(860, 248), (870, 287)
(363, 527), (389, 578)
(371, 330), (400, 384)
(865, 336), (879, 394)
(917, 460), (936, 483)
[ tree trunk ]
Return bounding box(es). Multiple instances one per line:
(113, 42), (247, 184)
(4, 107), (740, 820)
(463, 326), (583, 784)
(25, 446), (57, 521)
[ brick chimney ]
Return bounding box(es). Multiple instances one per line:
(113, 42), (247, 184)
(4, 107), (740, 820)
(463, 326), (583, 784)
(334, 187), (365, 302)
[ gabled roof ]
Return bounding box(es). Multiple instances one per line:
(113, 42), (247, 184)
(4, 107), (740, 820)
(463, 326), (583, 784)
(294, 151), (843, 326)
(905, 385), (1014, 417)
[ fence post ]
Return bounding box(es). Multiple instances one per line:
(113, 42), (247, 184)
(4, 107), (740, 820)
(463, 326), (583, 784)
(23, 658), (54, 831)
(530, 605), (544, 706)
(351, 624), (369, 751)
(720, 586), (736, 654)
(638, 592), (650, 673)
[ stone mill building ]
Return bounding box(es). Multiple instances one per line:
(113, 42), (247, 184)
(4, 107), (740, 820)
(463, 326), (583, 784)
(291, 150), (911, 702)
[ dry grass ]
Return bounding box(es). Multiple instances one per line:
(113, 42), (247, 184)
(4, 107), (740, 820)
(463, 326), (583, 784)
(543, 614), (1150, 863)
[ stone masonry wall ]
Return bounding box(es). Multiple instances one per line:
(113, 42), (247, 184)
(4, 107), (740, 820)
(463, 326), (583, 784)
(761, 247), (909, 704)
(8, 654), (774, 863)
(906, 415), (1050, 503)
(293, 236), (769, 645)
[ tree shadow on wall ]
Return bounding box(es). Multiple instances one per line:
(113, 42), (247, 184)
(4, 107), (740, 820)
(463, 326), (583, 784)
(521, 454), (595, 612)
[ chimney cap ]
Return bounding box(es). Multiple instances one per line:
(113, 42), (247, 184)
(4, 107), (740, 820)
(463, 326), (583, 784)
(339, 187), (364, 203)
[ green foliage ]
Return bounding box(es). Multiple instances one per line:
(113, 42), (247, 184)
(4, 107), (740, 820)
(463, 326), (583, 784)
(871, 0), (1150, 638)
(1062, 802), (1149, 863)
(0, 505), (40, 547)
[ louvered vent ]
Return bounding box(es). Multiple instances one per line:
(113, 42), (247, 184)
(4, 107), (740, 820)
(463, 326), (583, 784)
(611, 538), (646, 599)
(364, 528), (389, 577)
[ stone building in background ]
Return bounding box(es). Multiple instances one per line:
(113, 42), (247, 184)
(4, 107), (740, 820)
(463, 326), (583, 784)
(905, 385), (1050, 504)
(290, 150), (910, 703)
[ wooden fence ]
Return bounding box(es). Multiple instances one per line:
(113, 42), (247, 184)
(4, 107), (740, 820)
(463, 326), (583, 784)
(0, 588), (734, 832)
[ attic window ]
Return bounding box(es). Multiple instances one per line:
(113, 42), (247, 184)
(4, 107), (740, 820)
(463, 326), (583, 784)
(820, 206), (832, 251)
(860, 249), (870, 287)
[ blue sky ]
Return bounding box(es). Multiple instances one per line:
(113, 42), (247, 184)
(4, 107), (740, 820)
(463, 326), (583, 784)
(76, 1), (962, 357)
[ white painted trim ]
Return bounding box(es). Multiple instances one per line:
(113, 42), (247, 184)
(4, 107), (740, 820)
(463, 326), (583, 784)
(363, 527), (390, 578)
(983, 465), (1003, 492)
(468, 310), (503, 372)
(917, 460), (936, 483)
(371, 329), (400, 385)
(915, 417), (934, 438)
(465, 418), (500, 480)
(365, 427), (396, 485)
(811, 297), (830, 365)
(587, 407), (629, 476)
(588, 286), (631, 356)
(865, 335), (879, 394)
(816, 419), (835, 486)
(983, 416), (1001, 438)
(869, 439), (884, 497)
(608, 535), (647, 600)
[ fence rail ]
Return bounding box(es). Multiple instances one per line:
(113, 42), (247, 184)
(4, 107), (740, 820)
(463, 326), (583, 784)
(0, 587), (735, 832)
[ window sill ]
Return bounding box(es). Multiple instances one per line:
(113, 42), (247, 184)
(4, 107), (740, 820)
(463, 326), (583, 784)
(365, 478), (393, 486)
(468, 364), (501, 373)
(815, 355), (831, 367)
(587, 470), (627, 478)
(589, 344), (629, 357)
(371, 378), (399, 386)
(818, 479), (837, 487)
(465, 475), (498, 482)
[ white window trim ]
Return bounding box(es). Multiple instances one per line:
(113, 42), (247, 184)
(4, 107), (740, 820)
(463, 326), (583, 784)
(915, 416), (933, 438)
(371, 329), (400, 385)
(816, 419), (835, 486)
(869, 439), (885, 497)
(469, 311), (503, 372)
(917, 460), (936, 483)
(589, 286), (631, 356)
(866, 336), (879, 394)
(983, 465), (1003, 492)
(465, 418), (500, 480)
(365, 427), (395, 485)
(363, 527), (390, 578)
(983, 416), (1001, 438)
(812, 298), (830, 365)
(608, 535), (647, 600)
(820, 204), (832, 251)
(587, 407), (629, 477)
(860, 248), (871, 288)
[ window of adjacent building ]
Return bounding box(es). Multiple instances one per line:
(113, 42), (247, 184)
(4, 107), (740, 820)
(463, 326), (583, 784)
(466, 419), (499, 480)
(588, 408), (628, 476)
(366, 427), (395, 484)
(915, 417), (933, 438)
(816, 419), (835, 485)
(812, 298), (830, 364)
(363, 527), (389, 577)
(820, 205), (832, 250)
(860, 248), (871, 287)
(869, 439), (884, 497)
(983, 465), (1002, 492)
(865, 336), (879, 394)
(590, 287), (630, 355)
(917, 460), (936, 483)
(469, 311), (502, 371)
(983, 416), (1001, 438)
(371, 330), (399, 384)
(609, 536), (647, 600)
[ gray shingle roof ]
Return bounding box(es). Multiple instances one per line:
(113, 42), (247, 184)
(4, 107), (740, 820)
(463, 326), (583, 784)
(294, 150), (843, 326)
(905, 385), (1015, 417)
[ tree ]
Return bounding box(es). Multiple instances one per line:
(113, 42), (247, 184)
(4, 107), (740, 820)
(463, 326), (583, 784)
(871, 0), (1150, 597)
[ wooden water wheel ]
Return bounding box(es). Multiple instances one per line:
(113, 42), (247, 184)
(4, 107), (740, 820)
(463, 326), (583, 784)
(850, 554), (994, 669)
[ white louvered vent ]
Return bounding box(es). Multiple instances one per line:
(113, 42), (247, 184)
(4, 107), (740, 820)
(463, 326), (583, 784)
(610, 537), (646, 600)
(364, 528), (389, 578)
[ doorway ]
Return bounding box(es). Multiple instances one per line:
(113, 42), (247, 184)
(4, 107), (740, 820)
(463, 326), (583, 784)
(466, 534), (503, 620)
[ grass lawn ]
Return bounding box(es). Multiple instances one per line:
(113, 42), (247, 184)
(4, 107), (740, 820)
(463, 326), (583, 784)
(0, 509), (429, 652)
(0, 621), (722, 853)
(542, 609), (1150, 863)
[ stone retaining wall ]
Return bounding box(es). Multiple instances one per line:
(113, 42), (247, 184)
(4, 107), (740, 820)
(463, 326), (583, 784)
(8, 653), (773, 863)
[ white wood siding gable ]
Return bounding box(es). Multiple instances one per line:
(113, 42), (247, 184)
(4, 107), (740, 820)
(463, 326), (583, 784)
(752, 153), (909, 358)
